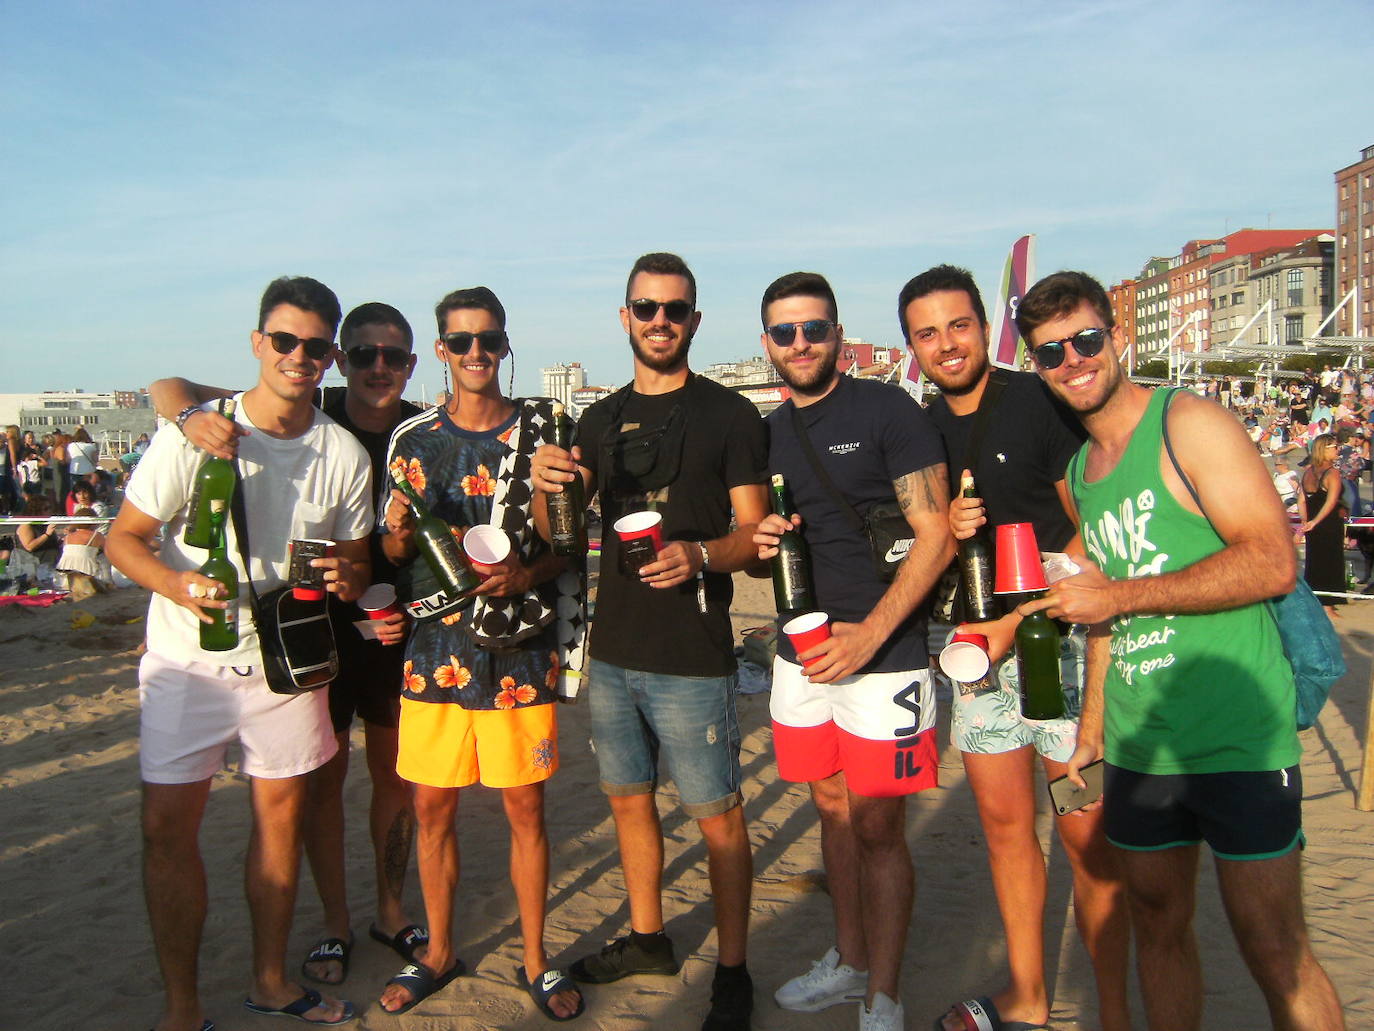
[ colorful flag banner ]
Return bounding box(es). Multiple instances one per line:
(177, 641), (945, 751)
(989, 234), (1036, 369)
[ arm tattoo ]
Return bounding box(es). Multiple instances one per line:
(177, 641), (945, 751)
(894, 465), (946, 514)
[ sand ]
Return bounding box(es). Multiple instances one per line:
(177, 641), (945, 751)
(1, 575), (1371, 1030)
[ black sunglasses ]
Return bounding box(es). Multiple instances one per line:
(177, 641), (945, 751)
(1030, 327), (1109, 370)
(766, 319), (836, 347)
(442, 331), (508, 355)
(628, 298), (694, 324)
(346, 345), (411, 371)
(264, 330), (334, 361)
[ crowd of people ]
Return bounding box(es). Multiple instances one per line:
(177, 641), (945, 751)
(95, 263), (1347, 1031)
(1, 425), (124, 594)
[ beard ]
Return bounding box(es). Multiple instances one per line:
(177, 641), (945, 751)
(629, 327), (693, 373)
(919, 346), (989, 398)
(777, 346), (840, 396)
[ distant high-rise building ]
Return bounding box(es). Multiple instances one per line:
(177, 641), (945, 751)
(1131, 258), (1172, 360)
(540, 362), (586, 406)
(1335, 143), (1374, 337)
(1108, 278), (1137, 364)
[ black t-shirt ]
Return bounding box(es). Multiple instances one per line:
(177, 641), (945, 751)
(926, 370), (1084, 612)
(319, 386), (424, 665)
(576, 375), (767, 677)
(766, 376), (946, 672)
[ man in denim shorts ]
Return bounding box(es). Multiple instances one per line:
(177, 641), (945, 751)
(904, 265), (1130, 1031)
(533, 253), (769, 1031)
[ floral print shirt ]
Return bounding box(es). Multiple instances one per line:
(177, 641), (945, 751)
(390, 407), (557, 711)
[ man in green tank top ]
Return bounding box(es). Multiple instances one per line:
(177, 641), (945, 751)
(1012, 271), (1344, 1031)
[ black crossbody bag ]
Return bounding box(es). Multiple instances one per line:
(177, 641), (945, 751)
(790, 404), (912, 583)
(228, 467), (338, 694)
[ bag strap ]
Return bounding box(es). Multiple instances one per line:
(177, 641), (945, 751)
(227, 457), (265, 626)
(1159, 388), (1208, 518)
(961, 367), (1010, 481)
(789, 402), (867, 534)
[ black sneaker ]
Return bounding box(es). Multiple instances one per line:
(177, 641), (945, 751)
(701, 969), (753, 1031)
(569, 934), (680, 984)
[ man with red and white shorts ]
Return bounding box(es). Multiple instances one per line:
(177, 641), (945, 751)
(753, 271), (954, 1031)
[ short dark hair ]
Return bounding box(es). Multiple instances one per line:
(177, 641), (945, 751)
(896, 264), (988, 343)
(625, 252), (696, 308)
(1015, 271), (1114, 341)
(435, 286), (506, 333)
(340, 302), (414, 350)
(257, 276), (342, 334)
(760, 271), (838, 326)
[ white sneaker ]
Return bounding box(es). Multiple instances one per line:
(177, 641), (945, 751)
(774, 946), (866, 1012)
(859, 992), (904, 1031)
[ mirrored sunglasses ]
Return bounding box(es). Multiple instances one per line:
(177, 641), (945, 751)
(1031, 327), (1108, 370)
(766, 319), (835, 347)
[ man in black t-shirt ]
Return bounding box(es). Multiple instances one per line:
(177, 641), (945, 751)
(753, 272), (953, 1031)
(901, 265), (1129, 1031)
(532, 252), (768, 1031)
(147, 302), (426, 988)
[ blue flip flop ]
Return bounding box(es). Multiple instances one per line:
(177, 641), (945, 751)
(243, 988), (355, 1025)
(935, 995), (1048, 1031)
(517, 966), (586, 1022)
(380, 960), (465, 1016)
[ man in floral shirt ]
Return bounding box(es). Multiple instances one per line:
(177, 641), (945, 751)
(377, 286), (585, 1021)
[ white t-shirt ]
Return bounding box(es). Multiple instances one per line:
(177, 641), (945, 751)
(1273, 470), (1299, 503)
(68, 440), (99, 475)
(125, 392), (373, 666)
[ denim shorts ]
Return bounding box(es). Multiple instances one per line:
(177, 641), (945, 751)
(587, 659), (742, 819)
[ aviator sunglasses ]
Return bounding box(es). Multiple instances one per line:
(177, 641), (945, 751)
(628, 298), (694, 324)
(766, 319), (836, 347)
(346, 345), (411, 371)
(1030, 326), (1109, 370)
(264, 330), (335, 361)
(441, 330), (508, 355)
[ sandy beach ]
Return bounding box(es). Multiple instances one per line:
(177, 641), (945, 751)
(2, 573), (1371, 1030)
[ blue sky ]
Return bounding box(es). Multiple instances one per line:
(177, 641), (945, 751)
(3, 0), (1369, 400)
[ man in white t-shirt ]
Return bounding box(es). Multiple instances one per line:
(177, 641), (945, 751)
(1273, 459), (1300, 510)
(107, 276), (374, 1031)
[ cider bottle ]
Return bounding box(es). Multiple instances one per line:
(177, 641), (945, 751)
(184, 396), (238, 549)
(769, 474), (817, 614)
(198, 501), (239, 652)
(547, 403), (588, 558)
(390, 465), (480, 596)
(958, 473), (998, 621)
(1015, 596), (1064, 720)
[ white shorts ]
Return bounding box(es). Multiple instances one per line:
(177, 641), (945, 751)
(769, 659), (938, 797)
(139, 650), (338, 784)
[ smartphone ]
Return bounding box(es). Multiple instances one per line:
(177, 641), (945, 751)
(1048, 759), (1105, 815)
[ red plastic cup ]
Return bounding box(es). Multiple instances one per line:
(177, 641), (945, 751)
(782, 611), (831, 669)
(462, 524), (512, 577)
(994, 522), (1048, 594)
(358, 582), (400, 620)
(614, 511), (664, 577)
(939, 636), (991, 683)
(288, 538), (334, 600)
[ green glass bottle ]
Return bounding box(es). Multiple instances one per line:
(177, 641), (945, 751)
(198, 500), (239, 652)
(184, 396), (238, 549)
(769, 474), (817, 614)
(1015, 593), (1064, 720)
(958, 473), (998, 621)
(547, 403), (588, 558)
(390, 465), (481, 596)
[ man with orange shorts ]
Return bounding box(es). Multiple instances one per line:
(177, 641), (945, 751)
(377, 286), (586, 1021)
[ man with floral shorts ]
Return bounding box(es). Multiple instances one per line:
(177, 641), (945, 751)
(902, 264), (1130, 1031)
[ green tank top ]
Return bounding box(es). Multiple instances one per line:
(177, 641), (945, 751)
(1069, 389), (1299, 774)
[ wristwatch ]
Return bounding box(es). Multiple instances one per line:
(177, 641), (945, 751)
(698, 541), (710, 572)
(175, 405), (201, 435)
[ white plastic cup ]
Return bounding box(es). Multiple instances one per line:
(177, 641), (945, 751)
(463, 524), (512, 577)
